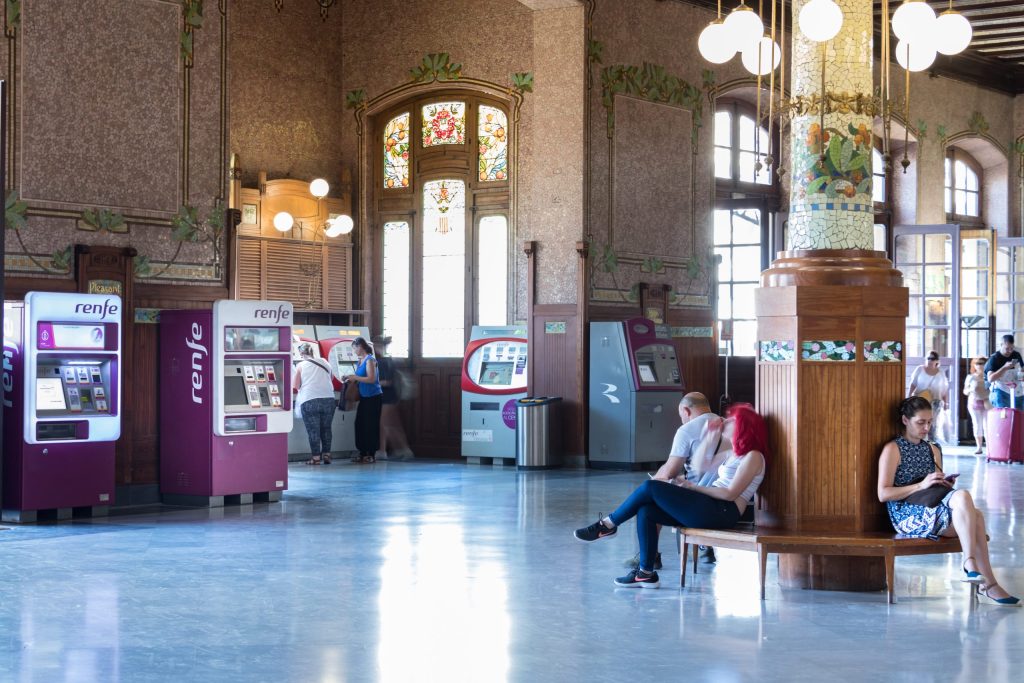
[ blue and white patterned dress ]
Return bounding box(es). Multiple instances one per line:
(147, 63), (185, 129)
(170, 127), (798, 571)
(886, 436), (955, 540)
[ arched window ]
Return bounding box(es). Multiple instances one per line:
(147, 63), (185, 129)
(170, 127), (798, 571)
(945, 149), (982, 222)
(376, 95), (512, 359)
(713, 98), (776, 356)
(872, 147), (886, 206)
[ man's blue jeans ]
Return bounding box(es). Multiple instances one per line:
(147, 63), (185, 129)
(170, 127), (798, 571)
(991, 388), (1014, 408)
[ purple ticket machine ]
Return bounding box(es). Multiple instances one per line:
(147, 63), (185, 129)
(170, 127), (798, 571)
(160, 300), (293, 506)
(2, 292), (122, 522)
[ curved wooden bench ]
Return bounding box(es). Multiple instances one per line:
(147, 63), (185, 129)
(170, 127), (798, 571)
(676, 527), (963, 603)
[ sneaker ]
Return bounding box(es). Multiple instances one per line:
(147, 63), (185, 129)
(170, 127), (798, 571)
(623, 552), (663, 570)
(614, 569), (660, 589)
(574, 518), (617, 542)
(699, 546), (717, 563)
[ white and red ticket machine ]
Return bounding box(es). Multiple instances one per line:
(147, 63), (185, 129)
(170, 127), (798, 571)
(160, 300), (293, 506)
(2, 292), (122, 522)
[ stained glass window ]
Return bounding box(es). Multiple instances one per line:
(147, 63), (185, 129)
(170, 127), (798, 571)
(382, 221), (411, 358)
(478, 105), (509, 182)
(422, 102), (466, 147)
(421, 180), (466, 357)
(384, 113), (410, 189)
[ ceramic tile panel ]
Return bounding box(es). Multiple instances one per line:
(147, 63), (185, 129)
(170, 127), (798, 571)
(801, 340), (857, 361)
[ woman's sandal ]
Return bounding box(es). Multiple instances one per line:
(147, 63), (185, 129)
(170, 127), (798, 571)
(322, 454), (332, 465)
(962, 556), (984, 583)
(978, 583), (1021, 606)
(306, 456), (322, 465)
(360, 454), (376, 464)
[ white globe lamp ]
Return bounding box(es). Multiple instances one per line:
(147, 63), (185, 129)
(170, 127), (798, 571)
(723, 5), (764, 52)
(895, 38), (937, 72)
(273, 211), (294, 233)
(698, 20), (736, 64)
(309, 178), (330, 199)
(324, 214), (354, 237)
(741, 36), (782, 76)
(935, 10), (972, 56)
(892, 1), (936, 45)
(799, 0), (844, 43)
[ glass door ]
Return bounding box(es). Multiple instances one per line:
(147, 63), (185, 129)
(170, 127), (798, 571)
(995, 238), (1024, 343)
(894, 225), (959, 444)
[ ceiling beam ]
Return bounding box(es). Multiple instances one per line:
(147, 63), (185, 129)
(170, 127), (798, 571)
(976, 43), (1024, 53)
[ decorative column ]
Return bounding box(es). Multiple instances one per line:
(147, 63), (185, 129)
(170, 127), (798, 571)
(755, 0), (908, 592)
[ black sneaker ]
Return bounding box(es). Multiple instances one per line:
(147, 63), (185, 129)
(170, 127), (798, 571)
(614, 569), (660, 589)
(699, 546), (717, 563)
(624, 552), (663, 570)
(574, 518), (617, 542)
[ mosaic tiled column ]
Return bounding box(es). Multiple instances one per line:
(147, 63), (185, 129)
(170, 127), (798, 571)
(787, 0), (874, 250)
(755, 1), (908, 593)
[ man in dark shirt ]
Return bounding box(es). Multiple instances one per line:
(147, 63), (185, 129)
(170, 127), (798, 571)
(985, 334), (1024, 408)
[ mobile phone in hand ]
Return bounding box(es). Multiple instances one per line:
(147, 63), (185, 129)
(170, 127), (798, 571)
(944, 473), (960, 482)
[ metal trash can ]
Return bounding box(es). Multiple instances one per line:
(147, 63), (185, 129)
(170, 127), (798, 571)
(516, 396), (562, 470)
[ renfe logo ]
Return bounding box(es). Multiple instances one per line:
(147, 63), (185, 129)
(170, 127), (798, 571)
(185, 322), (207, 404)
(2, 342), (14, 409)
(74, 298), (120, 320)
(253, 304), (291, 323)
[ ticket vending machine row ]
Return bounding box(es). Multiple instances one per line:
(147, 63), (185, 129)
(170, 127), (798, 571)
(2, 292), (122, 522)
(461, 326), (529, 464)
(160, 300), (293, 506)
(315, 325), (370, 388)
(589, 318), (684, 469)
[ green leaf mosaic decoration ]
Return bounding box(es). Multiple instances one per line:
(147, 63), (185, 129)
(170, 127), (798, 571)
(588, 39), (604, 65)
(180, 0), (204, 66)
(511, 72), (534, 95)
(600, 62), (707, 138)
(80, 208), (127, 234)
(50, 246), (72, 273)
(864, 340), (902, 362)
(345, 89), (366, 110)
(5, 189), (28, 230)
(410, 53), (462, 83)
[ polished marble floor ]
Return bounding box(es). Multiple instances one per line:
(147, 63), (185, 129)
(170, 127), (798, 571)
(1, 447), (1022, 682)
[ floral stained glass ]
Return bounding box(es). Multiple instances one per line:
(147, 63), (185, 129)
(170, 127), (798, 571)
(478, 105), (508, 181)
(383, 113), (410, 189)
(422, 102), (465, 147)
(421, 179), (466, 357)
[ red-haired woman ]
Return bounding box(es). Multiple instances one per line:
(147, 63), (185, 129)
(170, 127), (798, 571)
(574, 403), (768, 589)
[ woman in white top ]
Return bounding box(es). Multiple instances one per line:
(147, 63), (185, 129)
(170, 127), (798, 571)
(292, 343), (337, 465)
(908, 351), (950, 442)
(573, 403), (768, 589)
(963, 356), (991, 454)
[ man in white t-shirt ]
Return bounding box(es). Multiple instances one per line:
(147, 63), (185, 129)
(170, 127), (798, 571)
(626, 392), (727, 568)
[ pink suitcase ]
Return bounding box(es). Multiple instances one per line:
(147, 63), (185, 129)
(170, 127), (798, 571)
(986, 407), (1024, 464)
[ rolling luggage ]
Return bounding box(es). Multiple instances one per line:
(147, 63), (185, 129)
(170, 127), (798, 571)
(985, 406), (1024, 464)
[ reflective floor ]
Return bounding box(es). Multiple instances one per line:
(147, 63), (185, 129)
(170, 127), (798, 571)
(1, 448), (1022, 682)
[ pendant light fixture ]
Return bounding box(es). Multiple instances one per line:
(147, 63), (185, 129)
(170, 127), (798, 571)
(892, 0), (936, 45)
(935, 5), (972, 56)
(798, 0), (843, 43)
(723, 1), (764, 52)
(698, 1), (737, 64)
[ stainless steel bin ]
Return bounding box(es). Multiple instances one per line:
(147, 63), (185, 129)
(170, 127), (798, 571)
(515, 396), (562, 470)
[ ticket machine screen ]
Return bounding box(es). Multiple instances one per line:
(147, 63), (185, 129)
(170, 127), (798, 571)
(479, 361), (514, 386)
(637, 363), (657, 383)
(223, 359), (286, 410)
(633, 345), (681, 386)
(337, 361), (357, 377)
(35, 361), (114, 415)
(225, 327), (280, 352)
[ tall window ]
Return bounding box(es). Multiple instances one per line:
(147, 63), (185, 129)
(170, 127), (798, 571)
(714, 208), (762, 355)
(872, 147), (886, 205)
(872, 146), (889, 256)
(714, 98), (776, 356)
(377, 96), (511, 359)
(995, 241), (1024, 344)
(945, 150), (981, 222)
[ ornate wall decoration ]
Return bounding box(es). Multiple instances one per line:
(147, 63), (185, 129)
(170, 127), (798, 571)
(511, 72), (533, 95)
(967, 111), (990, 136)
(801, 340), (857, 361)
(864, 340), (902, 362)
(2, 0), (229, 283)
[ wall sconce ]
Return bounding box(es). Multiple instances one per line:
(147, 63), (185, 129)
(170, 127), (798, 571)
(273, 178), (354, 238)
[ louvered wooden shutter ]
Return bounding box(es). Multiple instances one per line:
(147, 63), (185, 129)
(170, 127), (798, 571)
(234, 236), (351, 311)
(236, 238), (263, 300)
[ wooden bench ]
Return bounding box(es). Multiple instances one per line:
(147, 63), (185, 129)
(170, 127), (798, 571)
(675, 527), (963, 604)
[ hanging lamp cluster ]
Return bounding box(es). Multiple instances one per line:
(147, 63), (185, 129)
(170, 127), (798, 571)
(892, 0), (972, 72)
(698, 0), (785, 75)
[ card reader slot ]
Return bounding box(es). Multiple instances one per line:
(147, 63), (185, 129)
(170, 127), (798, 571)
(36, 422), (79, 440)
(470, 402), (501, 411)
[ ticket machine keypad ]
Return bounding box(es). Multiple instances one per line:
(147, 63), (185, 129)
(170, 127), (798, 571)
(223, 359), (286, 410)
(36, 361), (113, 415)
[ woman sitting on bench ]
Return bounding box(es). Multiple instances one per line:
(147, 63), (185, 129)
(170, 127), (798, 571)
(879, 396), (1019, 605)
(574, 403), (768, 589)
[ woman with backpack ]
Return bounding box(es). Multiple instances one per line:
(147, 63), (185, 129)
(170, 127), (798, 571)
(293, 343), (337, 465)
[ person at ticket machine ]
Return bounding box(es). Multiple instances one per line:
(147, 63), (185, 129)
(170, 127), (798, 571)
(293, 343), (337, 465)
(340, 337), (383, 464)
(985, 334), (1024, 409)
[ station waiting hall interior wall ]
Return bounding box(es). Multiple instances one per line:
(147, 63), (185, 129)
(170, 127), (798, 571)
(3, 0), (1024, 679)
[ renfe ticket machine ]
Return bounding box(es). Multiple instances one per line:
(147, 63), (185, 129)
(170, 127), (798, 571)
(461, 325), (529, 463)
(160, 300), (293, 506)
(589, 318), (684, 469)
(2, 292), (122, 522)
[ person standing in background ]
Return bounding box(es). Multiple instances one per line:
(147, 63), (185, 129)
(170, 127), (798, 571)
(963, 357), (990, 455)
(293, 343), (336, 465)
(373, 335), (413, 461)
(342, 337), (383, 464)
(985, 334), (1024, 409)
(908, 351), (949, 442)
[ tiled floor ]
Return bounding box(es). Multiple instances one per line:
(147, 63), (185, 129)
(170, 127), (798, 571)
(0, 447), (1021, 682)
